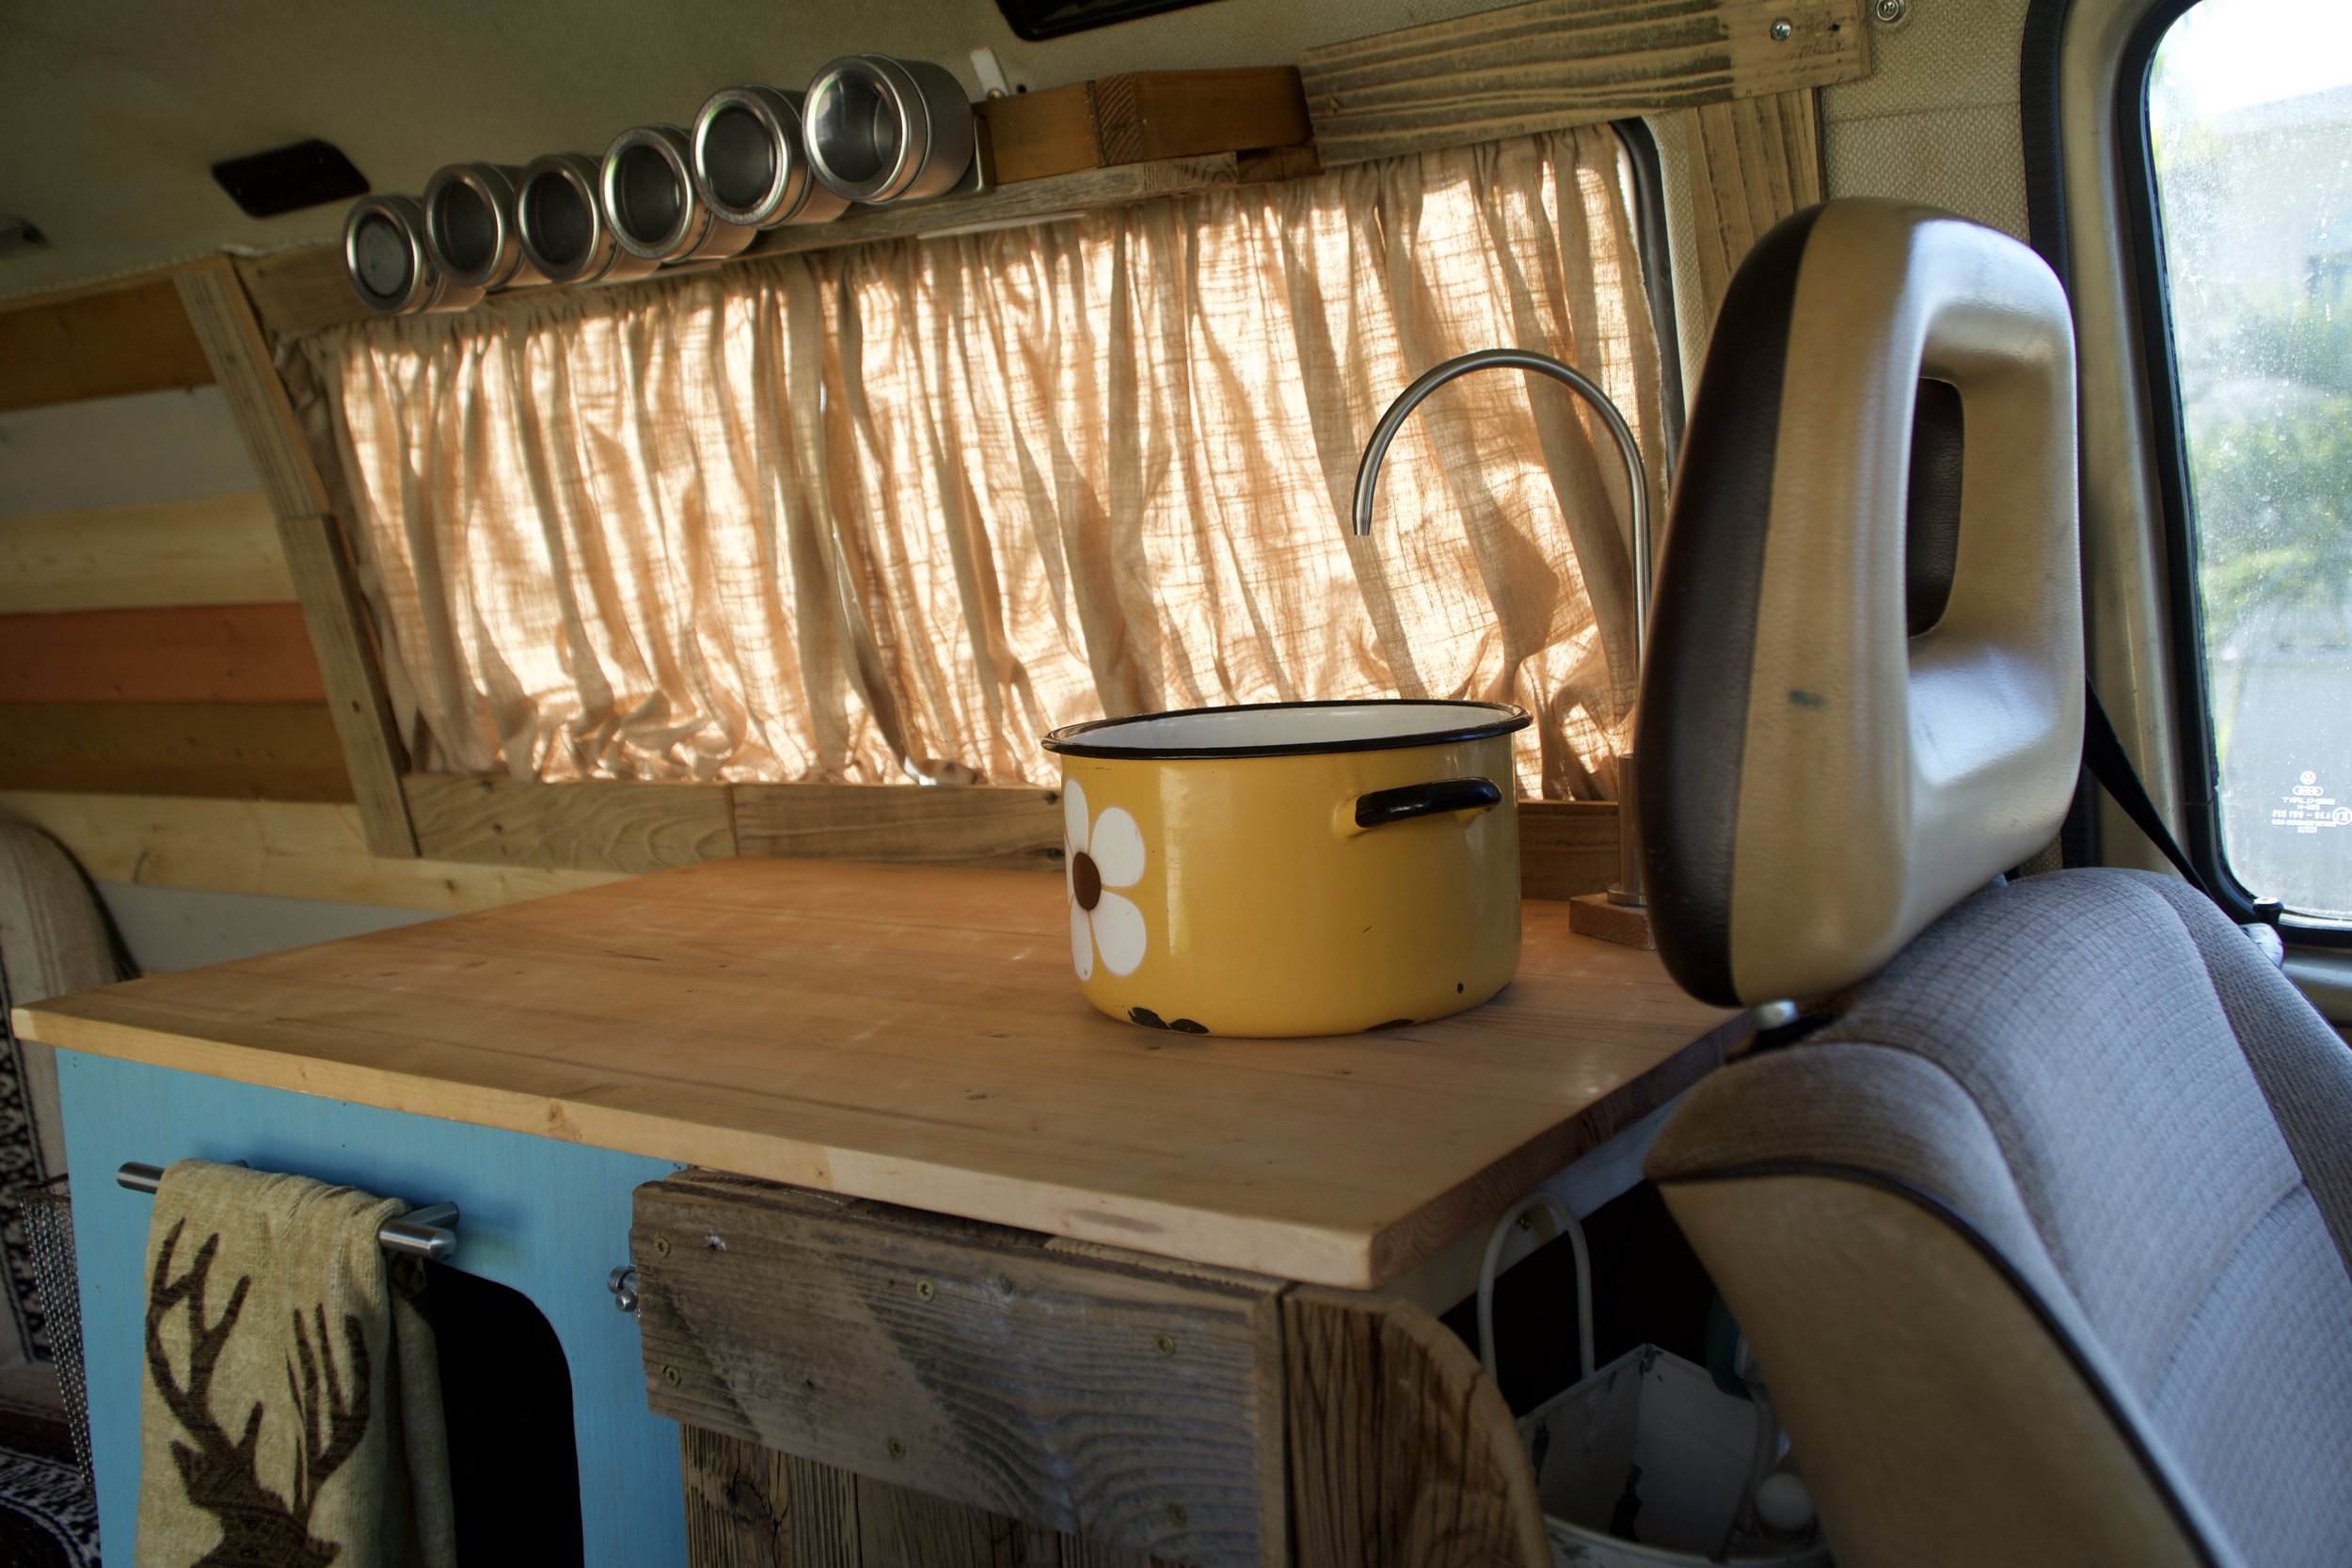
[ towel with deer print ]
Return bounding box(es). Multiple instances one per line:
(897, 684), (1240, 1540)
(135, 1160), (457, 1568)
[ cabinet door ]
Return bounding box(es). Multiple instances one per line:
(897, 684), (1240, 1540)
(56, 1050), (686, 1567)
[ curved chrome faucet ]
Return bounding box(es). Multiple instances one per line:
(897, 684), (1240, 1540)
(1350, 348), (1653, 909)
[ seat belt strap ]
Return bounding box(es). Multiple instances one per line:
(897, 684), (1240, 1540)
(2081, 680), (2215, 900)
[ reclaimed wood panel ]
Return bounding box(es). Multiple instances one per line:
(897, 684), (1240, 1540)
(176, 258), (414, 855)
(977, 83), (1103, 184)
(0, 388), (260, 520)
(0, 276), (215, 413)
(233, 246), (371, 342)
(732, 782), (1065, 871)
(0, 604), (323, 704)
(1090, 69), (1311, 166)
(405, 774), (734, 875)
(1682, 87), (1825, 335)
(16, 857), (1734, 1287)
(751, 155), (1243, 257)
(1299, 0), (1868, 166)
(1519, 800), (1618, 898)
(1284, 1287), (1549, 1568)
(0, 702), (349, 800)
(0, 789), (623, 911)
(637, 1172), (1284, 1566)
(0, 492), (293, 612)
(679, 1431), (1174, 1568)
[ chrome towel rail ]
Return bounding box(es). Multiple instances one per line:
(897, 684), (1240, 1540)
(116, 1163), (460, 1262)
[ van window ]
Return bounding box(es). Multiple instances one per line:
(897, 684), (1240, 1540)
(2144, 0), (2352, 921)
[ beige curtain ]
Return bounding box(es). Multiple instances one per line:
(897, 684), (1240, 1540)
(299, 125), (1666, 800)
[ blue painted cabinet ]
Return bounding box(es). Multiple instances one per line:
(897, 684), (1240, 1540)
(56, 1050), (688, 1566)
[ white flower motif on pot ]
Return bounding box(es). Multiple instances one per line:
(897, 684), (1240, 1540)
(1065, 780), (1147, 981)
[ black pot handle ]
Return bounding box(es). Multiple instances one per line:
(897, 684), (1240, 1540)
(1353, 776), (1503, 831)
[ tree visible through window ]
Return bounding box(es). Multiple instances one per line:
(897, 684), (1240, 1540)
(2150, 0), (2352, 919)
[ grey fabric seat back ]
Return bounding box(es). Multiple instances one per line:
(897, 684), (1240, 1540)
(1648, 870), (2352, 1567)
(1631, 198), (2352, 1567)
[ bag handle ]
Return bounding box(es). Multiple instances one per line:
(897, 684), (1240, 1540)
(1476, 1192), (1594, 1387)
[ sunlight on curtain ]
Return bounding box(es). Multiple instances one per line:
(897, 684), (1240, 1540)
(298, 126), (1666, 799)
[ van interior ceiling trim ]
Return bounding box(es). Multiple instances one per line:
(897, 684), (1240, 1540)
(992, 0), (1228, 40)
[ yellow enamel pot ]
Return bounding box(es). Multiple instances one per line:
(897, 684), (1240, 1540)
(1041, 700), (1530, 1037)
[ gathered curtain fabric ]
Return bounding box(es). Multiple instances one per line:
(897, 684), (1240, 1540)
(294, 125), (1666, 800)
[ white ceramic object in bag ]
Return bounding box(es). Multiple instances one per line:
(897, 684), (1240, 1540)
(1476, 1195), (1832, 1567)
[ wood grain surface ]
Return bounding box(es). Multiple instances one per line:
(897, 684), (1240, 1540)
(1299, 0), (1868, 166)
(733, 782), (1065, 871)
(680, 1430), (1177, 1568)
(0, 603), (324, 704)
(174, 260), (416, 855)
(18, 857), (1732, 1286)
(0, 492), (294, 613)
(1283, 1287), (1549, 1567)
(0, 702), (350, 800)
(1682, 87), (1826, 333)
(405, 773), (734, 875)
(0, 789), (624, 911)
(637, 1172), (1284, 1565)
(0, 276), (215, 413)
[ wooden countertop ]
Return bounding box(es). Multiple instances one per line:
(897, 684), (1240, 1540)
(17, 858), (1737, 1288)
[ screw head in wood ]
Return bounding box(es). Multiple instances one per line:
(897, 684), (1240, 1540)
(915, 1277), (937, 1301)
(887, 1436), (907, 1461)
(1153, 1332), (1177, 1357)
(661, 1365), (681, 1386)
(653, 1235), (671, 1257)
(1770, 16), (1793, 40)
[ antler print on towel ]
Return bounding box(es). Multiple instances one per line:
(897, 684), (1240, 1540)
(145, 1218), (375, 1568)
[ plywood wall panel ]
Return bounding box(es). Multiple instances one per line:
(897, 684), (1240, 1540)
(0, 604), (324, 704)
(0, 277), (215, 414)
(0, 492), (293, 612)
(0, 790), (623, 911)
(0, 702), (350, 800)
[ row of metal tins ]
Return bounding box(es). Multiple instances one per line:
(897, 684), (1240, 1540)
(343, 55), (977, 315)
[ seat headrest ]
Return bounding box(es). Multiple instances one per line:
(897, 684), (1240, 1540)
(1635, 199), (2082, 1008)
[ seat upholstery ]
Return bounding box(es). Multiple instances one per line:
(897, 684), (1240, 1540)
(1634, 198), (2352, 1566)
(1648, 871), (2352, 1566)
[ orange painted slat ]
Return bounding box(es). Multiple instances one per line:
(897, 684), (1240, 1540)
(0, 603), (325, 704)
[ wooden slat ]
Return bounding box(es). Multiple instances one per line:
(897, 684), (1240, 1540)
(0, 604), (323, 704)
(0, 702), (350, 800)
(0, 492), (292, 613)
(405, 773), (734, 875)
(1519, 800), (1618, 899)
(0, 276), (215, 414)
(175, 258), (416, 855)
(1298, 0), (1869, 166)
(638, 1172), (1286, 1566)
(977, 83), (1102, 184)
(679, 1431), (1174, 1567)
(1090, 69), (1311, 166)
(1681, 87), (1826, 336)
(1283, 1288), (1549, 1568)
(16, 857), (1734, 1287)
(233, 247), (371, 342)
(751, 155), (1246, 258)
(732, 782), (1065, 872)
(0, 789), (622, 911)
